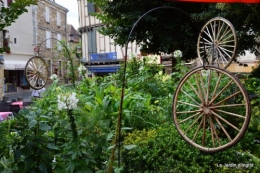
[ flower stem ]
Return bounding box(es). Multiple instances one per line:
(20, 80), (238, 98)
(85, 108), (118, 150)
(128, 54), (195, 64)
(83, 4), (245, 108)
(68, 109), (78, 140)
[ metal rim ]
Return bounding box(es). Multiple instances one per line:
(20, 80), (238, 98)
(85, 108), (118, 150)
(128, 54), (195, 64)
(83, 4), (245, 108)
(173, 65), (251, 153)
(25, 56), (48, 90)
(197, 17), (237, 69)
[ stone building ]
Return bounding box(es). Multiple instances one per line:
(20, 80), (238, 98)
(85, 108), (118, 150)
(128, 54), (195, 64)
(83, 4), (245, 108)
(35, 0), (68, 81)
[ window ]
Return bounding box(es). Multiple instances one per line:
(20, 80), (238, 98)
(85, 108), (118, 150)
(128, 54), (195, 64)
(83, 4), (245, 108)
(57, 33), (62, 50)
(46, 30), (51, 49)
(2, 30), (9, 49)
(88, 30), (97, 54)
(45, 6), (50, 23)
(14, 37), (17, 44)
(57, 11), (61, 26)
(87, 2), (95, 14)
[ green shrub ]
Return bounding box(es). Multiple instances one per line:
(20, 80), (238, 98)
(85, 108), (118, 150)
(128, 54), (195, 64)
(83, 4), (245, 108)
(122, 123), (260, 173)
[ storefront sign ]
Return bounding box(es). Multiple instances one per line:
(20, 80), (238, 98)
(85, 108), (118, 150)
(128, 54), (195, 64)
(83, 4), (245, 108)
(90, 52), (117, 62)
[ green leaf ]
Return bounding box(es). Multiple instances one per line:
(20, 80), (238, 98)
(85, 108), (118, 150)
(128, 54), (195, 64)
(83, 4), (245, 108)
(107, 145), (115, 150)
(121, 127), (133, 131)
(28, 119), (37, 129)
(39, 163), (47, 173)
(39, 123), (51, 131)
(47, 143), (59, 150)
(123, 144), (137, 150)
(106, 132), (114, 142)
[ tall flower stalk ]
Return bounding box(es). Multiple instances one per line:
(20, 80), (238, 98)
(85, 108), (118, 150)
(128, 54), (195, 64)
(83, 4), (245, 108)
(57, 92), (79, 140)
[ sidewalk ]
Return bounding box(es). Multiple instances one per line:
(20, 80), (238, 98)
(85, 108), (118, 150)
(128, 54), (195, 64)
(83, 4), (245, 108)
(4, 89), (32, 102)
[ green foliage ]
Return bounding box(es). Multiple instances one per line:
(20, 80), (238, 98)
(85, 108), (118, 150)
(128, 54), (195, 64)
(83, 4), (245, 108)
(89, 0), (260, 58)
(240, 76), (260, 157)
(123, 123), (260, 173)
(1, 57), (260, 172)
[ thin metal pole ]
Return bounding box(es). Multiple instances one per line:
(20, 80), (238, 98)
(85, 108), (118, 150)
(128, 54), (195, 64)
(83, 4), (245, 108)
(116, 6), (204, 168)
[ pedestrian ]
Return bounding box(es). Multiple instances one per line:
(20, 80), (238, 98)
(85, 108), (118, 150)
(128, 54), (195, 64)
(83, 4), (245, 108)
(31, 85), (46, 100)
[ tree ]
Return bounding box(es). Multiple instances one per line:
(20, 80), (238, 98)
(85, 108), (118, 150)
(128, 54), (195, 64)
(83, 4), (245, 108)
(89, 0), (260, 60)
(0, 0), (42, 53)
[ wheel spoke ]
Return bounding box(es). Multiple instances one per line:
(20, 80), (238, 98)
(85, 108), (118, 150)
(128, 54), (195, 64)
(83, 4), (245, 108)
(179, 112), (201, 124)
(177, 101), (200, 108)
(209, 115), (221, 147)
(218, 26), (232, 42)
(216, 48), (230, 65)
(206, 69), (212, 104)
(187, 80), (204, 103)
(213, 108), (245, 119)
(192, 117), (204, 141)
(209, 80), (233, 105)
(184, 114), (203, 134)
(214, 90), (241, 106)
(177, 109), (201, 114)
(212, 73), (222, 98)
(180, 89), (200, 105)
(202, 115), (207, 146)
(213, 114), (232, 141)
(211, 110), (240, 131)
(195, 72), (205, 103)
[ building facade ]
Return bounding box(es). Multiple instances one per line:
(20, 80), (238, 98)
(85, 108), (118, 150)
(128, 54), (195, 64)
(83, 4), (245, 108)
(77, 0), (141, 77)
(0, 0), (68, 99)
(35, 0), (68, 82)
(1, 0), (35, 96)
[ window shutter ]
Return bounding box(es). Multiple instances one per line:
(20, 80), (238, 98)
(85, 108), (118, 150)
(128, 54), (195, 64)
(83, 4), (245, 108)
(45, 6), (50, 23)
(57, 33), (62, 50)
(46, 30), (51, 48)
(57, 11), (61, 26)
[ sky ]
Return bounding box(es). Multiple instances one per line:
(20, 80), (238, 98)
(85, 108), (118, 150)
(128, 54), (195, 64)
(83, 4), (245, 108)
(55, 0), (79, 29)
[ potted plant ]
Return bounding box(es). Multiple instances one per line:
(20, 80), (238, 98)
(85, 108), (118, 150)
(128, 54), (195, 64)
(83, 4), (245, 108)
(4, 46), (11, 53)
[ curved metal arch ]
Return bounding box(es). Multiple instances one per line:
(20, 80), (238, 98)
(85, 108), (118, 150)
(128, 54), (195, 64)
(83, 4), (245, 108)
(114, 6), (203, 168)
(33, 37), (76, 87)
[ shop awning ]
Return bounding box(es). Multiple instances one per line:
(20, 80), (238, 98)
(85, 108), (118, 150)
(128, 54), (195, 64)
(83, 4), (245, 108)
(88, 66), (120, 73)
(4, 60), (27, 70)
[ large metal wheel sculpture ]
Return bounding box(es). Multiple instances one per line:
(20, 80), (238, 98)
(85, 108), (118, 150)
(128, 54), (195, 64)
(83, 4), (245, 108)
(197, 17), (237, 68)
(173, 65), (251, 153)
(25, 56), (48, 90)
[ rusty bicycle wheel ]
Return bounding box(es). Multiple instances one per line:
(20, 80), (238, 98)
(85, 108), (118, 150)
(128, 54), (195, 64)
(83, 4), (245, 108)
(172, 66), (251, 153)
(197, 17), (237, 69)
(25, 56), (48, 90)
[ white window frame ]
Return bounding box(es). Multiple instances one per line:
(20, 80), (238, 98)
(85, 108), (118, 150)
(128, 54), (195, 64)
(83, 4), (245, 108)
(45, 6), (50, 23)
(57, 11), (61, 27)
(46, 30), (51, 49)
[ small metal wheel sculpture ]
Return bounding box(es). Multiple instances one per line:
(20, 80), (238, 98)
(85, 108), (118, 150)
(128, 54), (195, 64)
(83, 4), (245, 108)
(173, 66), (251, 153)
(197, 17), (237, 69)
(25, 56), (48, 90)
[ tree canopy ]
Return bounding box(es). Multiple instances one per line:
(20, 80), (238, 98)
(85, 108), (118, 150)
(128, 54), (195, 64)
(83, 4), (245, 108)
(0, 0), (41, 53)
(89, 0), (260, 60)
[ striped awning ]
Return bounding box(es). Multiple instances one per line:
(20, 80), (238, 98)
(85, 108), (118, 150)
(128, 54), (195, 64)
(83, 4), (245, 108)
(4, 60), (27, 70)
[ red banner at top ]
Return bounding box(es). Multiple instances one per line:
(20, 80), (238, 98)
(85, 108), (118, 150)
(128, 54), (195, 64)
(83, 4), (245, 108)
(166, 0), (260, 3)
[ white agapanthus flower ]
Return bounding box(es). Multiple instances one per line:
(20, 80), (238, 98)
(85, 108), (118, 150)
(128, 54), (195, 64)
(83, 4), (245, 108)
(50, 74), (58, 81)
(57, 92), (79, 110)
(173, 50), (183, 58)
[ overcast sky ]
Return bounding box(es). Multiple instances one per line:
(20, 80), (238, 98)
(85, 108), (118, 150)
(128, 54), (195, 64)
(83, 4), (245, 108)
(55, 0), (79, 29)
